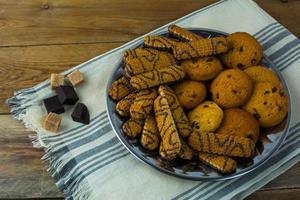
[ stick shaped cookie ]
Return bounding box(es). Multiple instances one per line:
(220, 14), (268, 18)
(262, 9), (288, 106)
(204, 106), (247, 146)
(124, 52), (176, 76)
(130, 65), (185, 90)
(188, 131), (255, 157)
(108, 76), (134, 101)
(154, 96), (182, 160)
(158, 85), (192, 138)
(140, 116), (160, 151)
(144, 36), (177, 50)
(116, 92), (137, 117)
(198, 153), (237, 174)
(172, 37), (228, 60)
(168, 25), (203, 41)
(123, 48), (159, 62)
(179, 141), (193, 160)
(122, 118), (144, 138)
(130, 89), (158, 119)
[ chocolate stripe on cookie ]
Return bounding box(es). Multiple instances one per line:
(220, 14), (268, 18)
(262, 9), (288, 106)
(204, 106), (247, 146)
(108, 76), (134, 101)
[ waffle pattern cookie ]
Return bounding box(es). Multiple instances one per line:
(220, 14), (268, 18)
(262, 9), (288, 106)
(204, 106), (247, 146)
(144, 36), (177, 50)
(188, 131), (255, 157)
(140, 116), (160, 151)
(124, 52), (176, 76)
(168, 25), (203, 41)
(158, 85), (192, 137)
(122, 118), (144, 138)
(116, 93), (137, 117)
(198, 153), (237, 174)
(154, 96), (182, 160)
(108, 76), (134, 101)
(130, 89), (158, 119)
(172, 37), (228, 60)
(130, 65), (185, 90)
(123, 48), (159, 62)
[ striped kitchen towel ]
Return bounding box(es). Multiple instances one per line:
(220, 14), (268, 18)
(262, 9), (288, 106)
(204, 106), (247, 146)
(7, 0), (300, 199)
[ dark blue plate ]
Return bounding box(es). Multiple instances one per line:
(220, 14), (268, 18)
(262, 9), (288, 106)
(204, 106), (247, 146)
(105, 28), (291, 180)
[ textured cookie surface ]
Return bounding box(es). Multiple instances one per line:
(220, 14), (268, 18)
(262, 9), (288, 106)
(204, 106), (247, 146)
(124, 52), (176, 76)
(243, 82), (288, 128)
(211, 69), (253, 108)
(181, 56), (223, 81)
(188, 101), (223, 133)
(198, 153), (237, 174)
(108, 76), (134, 101)
(159, 86), (192, 138)
(173, 80), (207, 109)
(168, 25), (203, 41)
(140, 116), (160, 151)
(144, 36), (177, 50)
(122, 118), (144, 138)
(217, 108), (260, 143)
(179, 142), (193, 160)
(188, 131), (255, 157)
(154, 96), (182, 160)
(220, 32), (262, 69)
(116, 92), (137, 117)
(123, 48), (159, 62)
(130, 89), (158, 119)
(244, 66), (281, 87)
(172, 37), (228, 60)
(130, 65), (185, 90)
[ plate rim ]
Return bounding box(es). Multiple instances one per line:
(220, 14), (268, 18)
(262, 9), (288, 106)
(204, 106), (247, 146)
(105, 27), (292, 181)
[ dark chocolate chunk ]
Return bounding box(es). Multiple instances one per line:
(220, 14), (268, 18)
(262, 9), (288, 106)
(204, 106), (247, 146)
(56, 85), (79, 105)
(43, 95), (65, 114)
(71, 103), (90, 124)
(272, 87), (277, 93)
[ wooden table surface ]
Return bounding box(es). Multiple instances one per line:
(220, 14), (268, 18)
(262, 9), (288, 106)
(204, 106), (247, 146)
(0, 0), (299, 199)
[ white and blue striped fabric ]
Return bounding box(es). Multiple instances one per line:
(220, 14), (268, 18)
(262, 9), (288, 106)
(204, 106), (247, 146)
(7, 0), (300, 199)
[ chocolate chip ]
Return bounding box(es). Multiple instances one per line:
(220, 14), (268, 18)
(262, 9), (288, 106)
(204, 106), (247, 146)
(227, 74), (232, 78)
(216, 93), (219, 99)
(279, 91), (285, 97)
(272, 87), (277, 93)
(178, 91), (183, 96)
(203, 105), (209, 108)
(232, 89), (237, 94)
(264, 90), (270, 95)
(206, 57), (213, 62)
(253, 113), (261, 119)
(237, 63), (244, 69)
(251, 58), (257, 65)
(278, 105), (282, 111)
(264, 102), (267, 105)
(239, 46), (243, 52)
(195, 125), (200, 129)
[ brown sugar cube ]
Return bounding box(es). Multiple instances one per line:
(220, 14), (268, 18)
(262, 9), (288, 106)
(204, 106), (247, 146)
(50, 73), (64, 89)
(43, 112), (62, 133)
(67, 70), (84, 86)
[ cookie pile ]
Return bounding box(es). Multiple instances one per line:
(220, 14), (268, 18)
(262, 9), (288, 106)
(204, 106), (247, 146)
(108, 25), (288, 174)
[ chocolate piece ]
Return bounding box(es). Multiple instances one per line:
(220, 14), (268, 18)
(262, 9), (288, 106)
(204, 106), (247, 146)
(55, 85), (79, 105)
(71, 103), (90, 124)
(50, 73), (64, 89)
(43, 95), (65, 114)
(67, 70), (84, 86)
(43, 112), (61, 133)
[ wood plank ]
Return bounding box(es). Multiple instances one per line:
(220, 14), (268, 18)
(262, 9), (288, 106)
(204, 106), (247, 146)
(247, 188), (300, 200)
(0, 115), (299, 198)
(0, 0), (218, 46)
(0, 42), (122, 114)
(0, 0), (299, 46)
(0, 115), (63, 198)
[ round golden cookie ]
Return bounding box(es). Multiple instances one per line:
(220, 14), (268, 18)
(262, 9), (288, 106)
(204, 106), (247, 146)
(188, 101), (224, 133)
(217, 108), (260, 143)
(220, 32), (263, 69)
(210, 69), (253, 108)
(243, 82), (288, 128)
(173, 80), (206, 109)
(181, 56), (223, 81)
(244, 66), (281, 87)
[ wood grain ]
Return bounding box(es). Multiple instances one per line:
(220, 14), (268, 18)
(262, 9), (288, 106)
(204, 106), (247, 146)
(0, 0), (299, 199)
(0, 42), (122, 114)
(0, 115), (299, 199)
